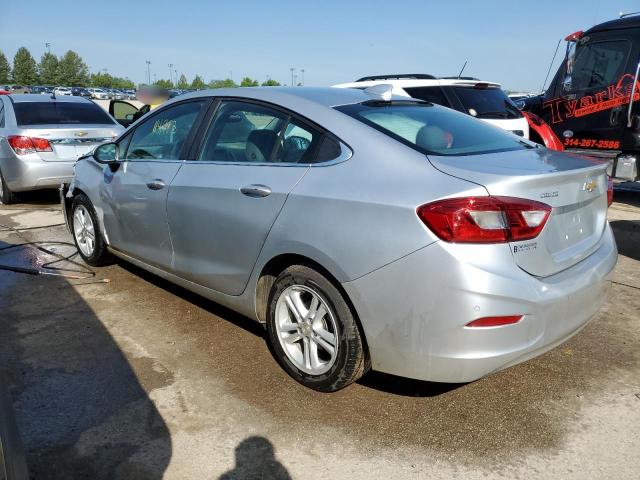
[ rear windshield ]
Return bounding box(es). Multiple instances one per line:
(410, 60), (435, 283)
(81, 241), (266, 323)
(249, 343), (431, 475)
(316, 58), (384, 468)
(13, 101), (116, 126)
(452, 86), (522, 119)
(335, 102), (533, 156)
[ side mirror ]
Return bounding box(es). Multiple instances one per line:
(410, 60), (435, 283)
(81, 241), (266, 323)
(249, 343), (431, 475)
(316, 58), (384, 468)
(94, 142), (120, 164)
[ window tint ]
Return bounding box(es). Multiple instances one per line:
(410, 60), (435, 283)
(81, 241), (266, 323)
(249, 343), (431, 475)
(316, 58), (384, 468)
(13, 101), (116, 126)
(404, 86), (450, 107)
(452, 87), (522, 119)
(336, 102), (531, 156)
(566, 40), (629, 92)
(125, 101), (205, 160)
(198, 101), (321, 163)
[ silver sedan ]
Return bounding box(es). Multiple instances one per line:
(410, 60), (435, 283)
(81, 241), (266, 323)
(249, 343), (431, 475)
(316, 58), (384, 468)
(63, 86), (617, 391)
(0, 94), (123, 204)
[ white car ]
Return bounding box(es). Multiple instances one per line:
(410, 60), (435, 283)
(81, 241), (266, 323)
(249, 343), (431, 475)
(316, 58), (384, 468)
(334, 74), (530, 139)
(87, 88), (110, 100)
(53, 87), (72, 96)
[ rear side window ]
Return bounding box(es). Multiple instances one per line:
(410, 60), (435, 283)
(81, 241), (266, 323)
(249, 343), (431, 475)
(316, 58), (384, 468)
(336, 102), (531, 156)
(13, 102), (116, 126)
(404, 86), (450, 107)
(197, 101), (327, 164)
(452, 86), (522, 119)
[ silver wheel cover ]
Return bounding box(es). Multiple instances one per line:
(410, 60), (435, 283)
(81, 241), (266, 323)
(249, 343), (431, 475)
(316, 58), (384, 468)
(275, 285), (339, 375)
(73, 205), (96, 257)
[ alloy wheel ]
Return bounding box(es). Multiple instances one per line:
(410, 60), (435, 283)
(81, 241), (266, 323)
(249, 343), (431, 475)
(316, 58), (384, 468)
(73, 205), (96, 257)
(274, 285), (339, 375)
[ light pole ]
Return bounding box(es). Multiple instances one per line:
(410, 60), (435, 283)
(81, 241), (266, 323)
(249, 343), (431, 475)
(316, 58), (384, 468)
(145, 60), (151, 85)
(290, 67), (295, 87)
(174, 68), (178, 86)
(301, 69), (305, 86)
(45, 42), (51, 54)
(168, 64), (174, 85)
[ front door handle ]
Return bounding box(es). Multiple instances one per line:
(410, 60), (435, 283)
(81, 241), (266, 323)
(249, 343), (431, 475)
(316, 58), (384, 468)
(146, 179), (166, 190)
(240, 184), (272, 198)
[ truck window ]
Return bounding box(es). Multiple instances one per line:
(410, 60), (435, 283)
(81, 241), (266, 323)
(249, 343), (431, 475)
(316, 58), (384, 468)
(565, 40), (629, 92)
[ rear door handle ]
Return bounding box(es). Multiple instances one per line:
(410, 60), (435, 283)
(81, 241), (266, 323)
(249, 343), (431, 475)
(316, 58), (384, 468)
(146, 179), (166, 190)
(240, 184), (272, 198)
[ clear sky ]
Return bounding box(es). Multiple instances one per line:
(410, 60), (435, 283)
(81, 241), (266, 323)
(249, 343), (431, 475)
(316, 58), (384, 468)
(1, 0), (639, 90)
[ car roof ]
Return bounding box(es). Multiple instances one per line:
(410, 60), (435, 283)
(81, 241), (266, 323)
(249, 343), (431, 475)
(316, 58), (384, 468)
(8, 94), (94, 104)
(333, 78), (502, 89)
(586, 14), (640, 34)
(176, 86), (408, 108)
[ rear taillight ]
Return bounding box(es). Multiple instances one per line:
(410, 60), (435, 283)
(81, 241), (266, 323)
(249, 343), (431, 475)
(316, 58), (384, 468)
(417, 196), (551, 244)
(607, 176), (613, 207)
(7, 135), (52, 155)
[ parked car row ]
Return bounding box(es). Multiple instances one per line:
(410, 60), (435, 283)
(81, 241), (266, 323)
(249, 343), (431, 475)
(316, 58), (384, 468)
(47, 84), (615, 392)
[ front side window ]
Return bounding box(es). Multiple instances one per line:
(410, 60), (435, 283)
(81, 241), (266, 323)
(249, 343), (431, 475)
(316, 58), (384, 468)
(13, 102), (116, 126)
(565, 40), (629, 92)
(336, 102), (532, 156)
(198, 101), (322, 163)
(125, 101), (205, 160)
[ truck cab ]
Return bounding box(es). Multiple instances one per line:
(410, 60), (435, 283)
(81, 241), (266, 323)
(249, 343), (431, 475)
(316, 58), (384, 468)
(524, 14), (640, 182)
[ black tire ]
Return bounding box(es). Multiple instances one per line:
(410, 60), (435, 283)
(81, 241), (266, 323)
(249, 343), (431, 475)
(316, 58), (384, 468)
(266, 265), (369, 392)
(0, 169), (17, 205)
(70, 194), (113, 266)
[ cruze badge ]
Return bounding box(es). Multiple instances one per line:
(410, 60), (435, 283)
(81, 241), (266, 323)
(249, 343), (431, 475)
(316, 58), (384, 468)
(582, 179), (597, 192)
(75, 131), (88, 137)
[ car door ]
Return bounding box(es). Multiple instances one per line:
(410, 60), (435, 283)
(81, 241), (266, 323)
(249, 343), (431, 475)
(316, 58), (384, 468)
(543, 32), (637, 152)
(100, 99), (208, 269)
(109, 99), (140, 127)
(166, 99), (326, 295)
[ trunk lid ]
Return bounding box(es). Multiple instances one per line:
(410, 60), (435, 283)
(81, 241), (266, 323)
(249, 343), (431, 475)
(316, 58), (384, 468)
(23, 125), (120, 161)
(428, 148), (609, 277)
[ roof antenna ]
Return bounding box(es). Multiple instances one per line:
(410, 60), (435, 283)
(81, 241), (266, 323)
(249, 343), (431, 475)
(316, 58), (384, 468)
(457, 60), (468, 79)
(540, 38), (562, 94)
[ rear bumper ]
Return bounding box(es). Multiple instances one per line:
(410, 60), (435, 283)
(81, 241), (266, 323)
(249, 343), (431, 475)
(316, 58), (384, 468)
(343, 225), (617, 383)
(1, 154), (74, 192)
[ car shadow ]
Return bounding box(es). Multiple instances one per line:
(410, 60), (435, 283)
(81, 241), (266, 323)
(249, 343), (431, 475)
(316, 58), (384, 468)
(612, 187), (640, 209)
(7, 189), (61, 208)
(218, 436), (291, 480)
(0, 239), (172, 479)
(357, 370), (462, 397)
(610, 219), (640, 262)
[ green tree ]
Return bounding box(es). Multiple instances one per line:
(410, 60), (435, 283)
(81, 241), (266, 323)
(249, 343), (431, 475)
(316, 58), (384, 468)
(177, 73), (189, 89)
(261, 78), (281, 86)
(38, 53), (59, 85)
(12, 47), (37, 85)
(90, 72), (113, 88)
(154, 78), (173, 89)
(208, 78), (237, 88)
(240, 77), (259, 87)
(0, 51), (10, 83)
(190, 75), (206, 89)
(56, 50), (89, 86)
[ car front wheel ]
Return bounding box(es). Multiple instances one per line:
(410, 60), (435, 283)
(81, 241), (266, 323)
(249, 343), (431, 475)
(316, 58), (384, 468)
(266, 265), (369, 392)
(71, 194), (113, 266)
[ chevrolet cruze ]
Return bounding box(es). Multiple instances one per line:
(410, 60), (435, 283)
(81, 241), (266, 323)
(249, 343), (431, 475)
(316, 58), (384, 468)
(63, 86), (617, 392)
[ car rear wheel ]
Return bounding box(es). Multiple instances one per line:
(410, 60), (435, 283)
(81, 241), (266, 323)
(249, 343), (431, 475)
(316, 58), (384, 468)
(266, 265), (369, 392)
(0, 169), (17, 205)
(71, 194), (113, 266)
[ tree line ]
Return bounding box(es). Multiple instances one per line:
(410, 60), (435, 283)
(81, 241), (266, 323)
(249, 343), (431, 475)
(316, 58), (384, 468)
(0, 47), (282, 90)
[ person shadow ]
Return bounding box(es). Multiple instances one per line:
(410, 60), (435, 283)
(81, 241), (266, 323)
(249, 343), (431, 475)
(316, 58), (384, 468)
(219, 436), (291, 480)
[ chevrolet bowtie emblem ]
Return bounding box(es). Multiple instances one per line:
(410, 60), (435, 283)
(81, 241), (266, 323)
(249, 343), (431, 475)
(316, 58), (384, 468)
(582, 179), (597, 192)
(75, 131), (88, 137)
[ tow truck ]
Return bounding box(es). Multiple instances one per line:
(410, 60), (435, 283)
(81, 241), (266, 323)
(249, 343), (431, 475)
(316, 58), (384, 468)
(522, 12), (640, 182)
